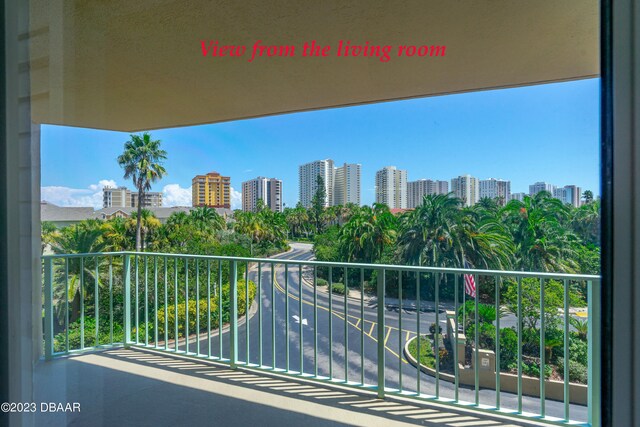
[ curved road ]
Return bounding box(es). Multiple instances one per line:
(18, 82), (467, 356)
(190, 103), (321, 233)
(189, 242), (586, 423)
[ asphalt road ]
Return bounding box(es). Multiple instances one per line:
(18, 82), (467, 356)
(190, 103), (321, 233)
(183, 243), (587, 423)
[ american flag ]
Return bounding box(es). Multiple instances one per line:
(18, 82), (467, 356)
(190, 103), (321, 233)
(464, 260), (476, 298)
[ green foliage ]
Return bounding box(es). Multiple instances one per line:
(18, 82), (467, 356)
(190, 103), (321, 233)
(311, 175), (328, 234)
(330, 282), (348, 295)
(53, 317), (124, 353)
(338, 203), (397, 264)
(520, 360), (553, 379)
(117, 132), (167, 251)
(316, 278), (328, 287)
(408, 335), (436, 368)
(557, 357), (588, 384)
(499, 327), (518, 371)
(568, 334), (588, 366)
(313, 226), (341, 262)
(457, 300), (498, 325)
(503, 278), (584, 330)
(156, 279), (256, 340)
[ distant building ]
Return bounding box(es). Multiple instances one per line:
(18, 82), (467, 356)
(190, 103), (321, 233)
(298, 159), (335, 208)
(242, 177), (283, 212)
(554, 185), (582, 207)
(333, 163), (361, 206)
(451, 174), (479, 207)
(103, 186), (163, 208)
(375, 166), (407, 209)
(510, 192), (527, 202)
(42, 202), (230, 228)
(41, 201), (97, 228)
(529, 181), (556, 196)
(192, 172), (231, 208)
(479, 178), (511, 205)
(407, 179), (449, 208)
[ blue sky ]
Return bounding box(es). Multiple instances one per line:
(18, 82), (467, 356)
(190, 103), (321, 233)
(41, 78), (600, 209)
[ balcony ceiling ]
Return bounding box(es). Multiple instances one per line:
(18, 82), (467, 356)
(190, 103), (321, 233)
(29, 0), (599, 132)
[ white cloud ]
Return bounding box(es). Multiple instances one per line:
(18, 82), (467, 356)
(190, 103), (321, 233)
(162, 184), (192, 207)
(230, 187), (242, 210)
(41, 179), (118, 209)
(88, 179), (117, 192)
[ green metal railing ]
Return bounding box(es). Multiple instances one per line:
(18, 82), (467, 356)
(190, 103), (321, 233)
(42, 251), (600, 425)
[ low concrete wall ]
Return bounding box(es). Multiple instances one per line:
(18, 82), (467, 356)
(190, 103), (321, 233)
(405, 325), (588, 405)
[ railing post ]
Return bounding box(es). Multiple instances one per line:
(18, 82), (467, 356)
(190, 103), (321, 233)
(588, 279), (601, 426)
(376, 268), (386, 399)
(123, 254), (132, 347)
(230, 260), (238, 369)
(44, 258), (54, 360)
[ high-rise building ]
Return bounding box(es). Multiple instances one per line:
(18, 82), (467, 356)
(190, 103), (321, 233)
(131, 192), (163, 208)
(298, 159), (335, 208)
(103, 186), (162, 208)
(333, 163), (361, 206)
(192, 172), (231, 208)
(479, 178), (511, 205)
(510, 192), (527, 202)
(103, 187), (132, 208)
(529, 181), (556, 196)
(407, 179), (449, 208)
(553, 185), (582, 207)
(242, 177), (283, 212)
(375, 166), (407, 209)
(451, 175), (479, 207)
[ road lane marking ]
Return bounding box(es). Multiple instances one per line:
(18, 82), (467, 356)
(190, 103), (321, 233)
(368, 322), (376, 336)
(269, 267), (409, 363)
(354, 318), (361, 328)
(384, 327), (392, 345)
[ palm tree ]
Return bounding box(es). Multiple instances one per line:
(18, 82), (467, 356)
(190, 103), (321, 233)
(50, 221), (109, 324)
(501, 191), (577, 272)
(233, 211), (264, 255)
(41, 221), (59, 255)
(103, 217), (130, 251)
(582, 190), (594, 204)
(127, 209), (161, 251)
(339, 203), (397, 263)
(189, 206), (226, 233)
(117, 132), (167, 251)
(396, 194), (513, 270)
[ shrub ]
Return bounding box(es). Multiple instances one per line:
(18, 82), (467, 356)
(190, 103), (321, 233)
(156, 279), (256, 340)
(499, 327), (518, 371)
(466, 322), (496, 350)
(557, 357), (588, 384)
(568, 335), (588, 366)
(408, 335), (436, 368)
(53, 317), (124, 352)
(521, 360), (553, 379)
(330, 282), (348, 295)
(316, 278), (328, 287)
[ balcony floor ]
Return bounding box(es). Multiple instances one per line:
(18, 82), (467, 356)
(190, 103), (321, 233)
(34, 347), (558, 427)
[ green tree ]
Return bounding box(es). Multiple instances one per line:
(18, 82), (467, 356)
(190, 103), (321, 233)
(41, 221), (59, 254)
(396, 194), (513, 270)
(50, 220), (109, 323)
(339, 203), (397, 263)
(501, 191), (577, 273)
(117, 132), (167, 251)
(311, 175), (327, 234)
(582, 190), (594, 204)
(189, 206), (226, 233)
(103, 217), (131, 251)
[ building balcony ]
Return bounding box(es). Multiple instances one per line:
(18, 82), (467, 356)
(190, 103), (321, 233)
(42, 251), (600, 426)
